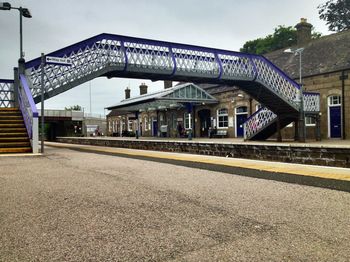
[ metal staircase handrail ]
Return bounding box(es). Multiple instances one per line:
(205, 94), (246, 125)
(244, 106), (277, 140)
(18, 74), (38, 153)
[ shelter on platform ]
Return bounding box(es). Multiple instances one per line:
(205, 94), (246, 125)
(106, 83), (218, 138)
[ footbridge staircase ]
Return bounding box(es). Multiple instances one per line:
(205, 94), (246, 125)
(1, 33), (320, 152)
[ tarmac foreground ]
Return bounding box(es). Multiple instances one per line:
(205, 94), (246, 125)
(1, 146), (350, 261)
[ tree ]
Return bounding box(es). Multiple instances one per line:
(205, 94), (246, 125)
(240, 25), (321, 55)
(65, 105), (82, 111)
(318, 0), (350, 32)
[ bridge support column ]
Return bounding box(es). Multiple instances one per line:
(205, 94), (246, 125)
(276, 116), (282, 142)
(294, 120), (299, 141)
(298, 114), (306, 142)
(13, 67), (19, 107)
(315, 114), (321, 141)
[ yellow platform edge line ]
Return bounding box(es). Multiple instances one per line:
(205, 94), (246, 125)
(45, 142), (350, 182)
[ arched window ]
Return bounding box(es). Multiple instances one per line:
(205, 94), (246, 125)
(217, 108), (228, 128)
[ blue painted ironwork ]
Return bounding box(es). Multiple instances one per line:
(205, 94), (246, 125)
(19, 33), (321, 140)
(0, 79), (14, 108)
(24, 33), (300, 109)
(18, 74), (38, 140)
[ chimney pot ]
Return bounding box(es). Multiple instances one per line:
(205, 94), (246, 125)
(295, 18), (312, 47)
(164, 80), (173, 89)
(139, 83), (148, 95)
(125, 87), (130, 99)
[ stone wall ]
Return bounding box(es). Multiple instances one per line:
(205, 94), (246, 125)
(56, 137), (350, 168)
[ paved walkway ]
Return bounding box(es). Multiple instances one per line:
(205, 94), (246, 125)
(1, 146), (349, 261)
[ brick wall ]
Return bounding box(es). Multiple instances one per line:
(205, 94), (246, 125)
(56, 137), (350, 168)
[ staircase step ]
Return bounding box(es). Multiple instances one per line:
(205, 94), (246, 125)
(0, 123), (25, 128)
(0, 132), (28, 137)
(0, 115), (23, 120)
(0, 111), (22, 116)
(0, 127), (27, 133)
(0, 107), (20, 111)
(0, 141), (31, 148)
(0, 119), (24, 124)
(0, 137), (29, 142)
(0, 147), (32, 154)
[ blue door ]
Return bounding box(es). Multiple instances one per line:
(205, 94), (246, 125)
(330, 106), (341, 138)
(236, 114), (247, 137)
(152, 121), (158, 136)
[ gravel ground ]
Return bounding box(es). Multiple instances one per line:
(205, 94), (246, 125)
(0, 147), (349, 261)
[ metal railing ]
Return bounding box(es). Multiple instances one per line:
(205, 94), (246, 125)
(0, 79), (14, 108)
(24, 33), (301, 111)
(18, 74), (38, 153)
(304, 92), (320, 112)
(244, 106), (277, 140)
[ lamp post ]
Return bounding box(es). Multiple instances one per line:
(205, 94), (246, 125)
(284, 47), (306, 142)
(0, 2), (32, 63)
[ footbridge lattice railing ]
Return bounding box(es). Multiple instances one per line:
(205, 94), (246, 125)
(0, 79), (14, 108)
(24, 33), (301, 111)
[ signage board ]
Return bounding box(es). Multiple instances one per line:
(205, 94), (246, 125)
(46, 56), (73, 66)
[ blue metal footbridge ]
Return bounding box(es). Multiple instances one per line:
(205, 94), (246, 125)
(0, 33), (320, 152)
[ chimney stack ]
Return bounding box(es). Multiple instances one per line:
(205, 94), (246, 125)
(295, 18), (312, 47)
(125, 87), (130, 99)
(164, 80), (173, 89)
(139, 83), (148, 95)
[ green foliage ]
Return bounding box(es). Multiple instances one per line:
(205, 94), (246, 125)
(240, 25), (321, 55)
(65, 105), (82, 111)
(318, 0), (350, 32)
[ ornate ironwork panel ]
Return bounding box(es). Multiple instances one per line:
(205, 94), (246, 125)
(303, 92), (320, 112)
(244, 106), (277, 140)
(252, 56), (300, 108)
(0, 79), (14, 108)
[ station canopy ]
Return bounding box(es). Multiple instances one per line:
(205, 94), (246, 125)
(106, 83), (218, 112)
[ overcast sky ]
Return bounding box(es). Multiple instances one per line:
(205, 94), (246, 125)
(0, 0), (330, 114)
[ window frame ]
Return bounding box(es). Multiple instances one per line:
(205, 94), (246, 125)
(217, 108), (228, 129)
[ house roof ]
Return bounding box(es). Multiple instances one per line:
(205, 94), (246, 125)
(106, 83), (218, 112)
(265, 29), (350, 78)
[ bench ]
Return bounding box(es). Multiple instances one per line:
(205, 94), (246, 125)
(213, 130), (228, 138)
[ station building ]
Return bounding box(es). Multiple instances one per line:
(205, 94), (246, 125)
(106, 19), (350, 140)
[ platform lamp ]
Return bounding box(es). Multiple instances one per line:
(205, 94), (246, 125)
(0, 2), (32, 65)
(284, 47), (306, 142)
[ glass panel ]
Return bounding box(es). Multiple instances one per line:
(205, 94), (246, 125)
(236, 106), (248, 113)
(305, 116), (316, 126)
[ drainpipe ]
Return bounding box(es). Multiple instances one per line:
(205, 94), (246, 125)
(340, 71), (348, 139)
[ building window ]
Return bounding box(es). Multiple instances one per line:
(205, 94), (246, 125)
(128, 120), (133, 131)
(184, 113), (192, 129)
(112, 121), (115, 132)
(305, 116), (316, 126)
(255, 104), (262, 112)
(144, 117), (148, 131)
(328, 95), (341, 106)
(109, 121), (112, 132)
(217, 108), (228, 128)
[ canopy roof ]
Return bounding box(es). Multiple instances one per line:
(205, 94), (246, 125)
(106, 83), (218, 112)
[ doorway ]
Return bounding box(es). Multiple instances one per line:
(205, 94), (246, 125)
(328, 95), (341, 138)
(235, 106), (248, 137)
(198, 109), (211, 137)
(152, 120), (158, 137)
